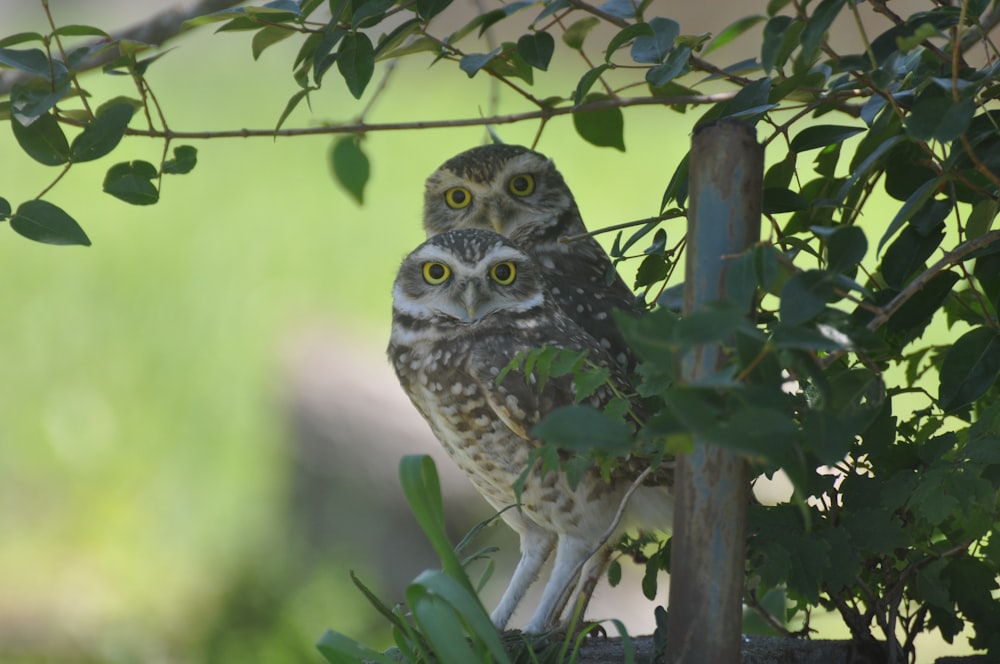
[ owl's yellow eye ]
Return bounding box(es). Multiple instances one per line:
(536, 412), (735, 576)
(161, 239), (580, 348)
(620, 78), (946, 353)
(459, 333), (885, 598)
(508, 174), (535, 197)
(445, 187), (472, 209)
(490, 261), (516, 285)
(422, 262), (451, 285)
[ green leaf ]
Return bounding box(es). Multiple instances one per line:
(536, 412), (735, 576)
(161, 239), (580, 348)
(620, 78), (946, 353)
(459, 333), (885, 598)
(825, 225), (867, 273)
(779, 270), (835, 325)
(939, 328), (1000, 413)
(103, 160), (159, 205)
(10, 199), (91, 246)
(0, 32), (45, 49)
(705, 15), (766, 54)
(880, 225), (944, 289)
(51, 24), (110, 38)
(416, 0), (453, 20)
(630, 18), (679, 64)
(532, 405), (633, 454)
(330, 135), (369, 205)
(251, 25), (294, 60)
(70, 104), (134, 163)
(398, 456), (473, 592)
(459, 47), (501, 77)
(573, 94), (625, 151)
(275, 87), (314, 132)
(316, 630), (398, 664)
(799, 0), (845, 63)
(605, 23), (654, 64)
(966, 199), (998, 240)
(760, 15), (794, 72)
(875, 175), (940, 254)
(790, 125), (865, 152)
(162, 145), (197, 175)
(337, 32), (374, 99)
(351, 0), (395, 28)
(0, 47), (61, 79)
(573, 64), (609, 106)
(516, 32), (554, 71)
(373, 18), (423, 60)
(11, 112), (70, 166)
(645, 45), (690, 88)
(563, 17), (600, 50)
(0, 197), (10, 218)
(906, 91), (976, 142)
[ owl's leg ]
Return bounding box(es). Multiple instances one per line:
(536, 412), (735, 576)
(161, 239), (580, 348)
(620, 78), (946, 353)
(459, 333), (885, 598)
(522, 535), (593, 633)
(556, 540), (615, 629)
(491, 526), (556, 630)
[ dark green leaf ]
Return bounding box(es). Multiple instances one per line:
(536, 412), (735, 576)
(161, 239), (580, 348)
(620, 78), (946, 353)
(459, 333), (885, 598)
(939, 328), (1000, 413)
(573, 64), (609, 106)
(835, 135), (905, 213)
(416, 0), (453, 20)
(251, 25), (294, 60)
(599, 0), (640, 19)
(763, 187), (808, 214)
(800, 0), (845, 63)
(330, 135), (369, 205)
(790, 125), (865, 152)
(532, 405), (633, 454)
(706, 15), (766, 54)
(351, 0), (395, 28)
(906, 91), (976, 142)
(0, 197), (10, 218)
(337, 32), (374, 99)
(373, 18), (423, 60)
(9, 78), (71, 126)
(103, 160), (159, 205)
(10, 199), (90, 246)
(760, 15), (794, 72)
(885, 271), (960, 346)
(0, 47), (61, 79)
(966, 199), (998, 240)
(605, 23), (654, 64)
(459, 48), (501, 77)
(780, 270), (835, 325)
(697, 77), (773, 126)
(645, 46), (690, 87)
(876, 177), (941, 254)
(516, 32), (554, 71)
(562, 17), (600, 50)
(275, 87), (313, 132)
(631, 17), (679, 64)
(70, 104), (134, 163)
(881, 225), (944, 289)
(162, 145), (197, 175)
(488, 41), (534, 85)
(661, 152), (689, 209)
(316, 630), (398, 664)
(826, 225), (867, 273)
(573, 94), (625, 151)
(313, 27), (346, 84)
(11, 112), (70, 166)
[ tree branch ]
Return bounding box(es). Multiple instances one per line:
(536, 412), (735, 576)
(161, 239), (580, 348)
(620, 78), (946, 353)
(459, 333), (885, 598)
(54, 91), (734, 140)
(0, 0), (246, 96)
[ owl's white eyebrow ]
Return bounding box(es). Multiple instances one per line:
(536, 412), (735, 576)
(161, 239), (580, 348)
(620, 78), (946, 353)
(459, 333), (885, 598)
(471, 246), (526, 272)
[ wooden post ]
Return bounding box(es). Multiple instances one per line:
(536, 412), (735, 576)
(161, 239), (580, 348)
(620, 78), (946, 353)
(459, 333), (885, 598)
(666, 119), (762, 664)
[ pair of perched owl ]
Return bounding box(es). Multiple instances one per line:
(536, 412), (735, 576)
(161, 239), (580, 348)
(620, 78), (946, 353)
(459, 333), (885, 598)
(387, 145), (672, 634)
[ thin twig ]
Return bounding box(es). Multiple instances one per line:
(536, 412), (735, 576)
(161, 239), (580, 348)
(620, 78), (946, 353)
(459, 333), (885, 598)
(562, 210), (686, 242)
(52, 92), (734, 140)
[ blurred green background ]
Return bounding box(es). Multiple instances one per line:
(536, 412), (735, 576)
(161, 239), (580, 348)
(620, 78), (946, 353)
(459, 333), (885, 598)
(0, 1), (978, 661)
(0, 3), (697, 661)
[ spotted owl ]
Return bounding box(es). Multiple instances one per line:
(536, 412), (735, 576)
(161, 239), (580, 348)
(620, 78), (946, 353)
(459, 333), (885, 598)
(388, 228), (672, 633)
(423, 144), (641, 370)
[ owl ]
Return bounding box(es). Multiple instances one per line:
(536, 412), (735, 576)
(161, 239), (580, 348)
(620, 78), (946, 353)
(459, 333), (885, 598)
(387, 228), (672, 633)
(423, 144), (641, 371)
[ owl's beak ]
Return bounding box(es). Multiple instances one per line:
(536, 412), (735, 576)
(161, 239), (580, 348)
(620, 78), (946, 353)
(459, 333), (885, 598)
(460, 281), (482, 321)
(489, 216), (504, 234)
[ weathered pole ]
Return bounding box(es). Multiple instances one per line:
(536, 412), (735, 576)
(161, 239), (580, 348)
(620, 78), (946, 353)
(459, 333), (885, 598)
(666, 119), (762, 664)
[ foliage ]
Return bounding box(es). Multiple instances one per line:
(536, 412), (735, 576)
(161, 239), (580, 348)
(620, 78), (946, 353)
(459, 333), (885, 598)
(317, 455), (636, 664)
(3, 0), (1000, 661)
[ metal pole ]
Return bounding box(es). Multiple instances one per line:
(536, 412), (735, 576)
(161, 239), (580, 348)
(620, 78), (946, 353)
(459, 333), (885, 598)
(666, 119), (762, 664)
